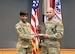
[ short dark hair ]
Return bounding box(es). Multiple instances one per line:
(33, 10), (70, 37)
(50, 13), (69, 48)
(20, 10), (28, 16)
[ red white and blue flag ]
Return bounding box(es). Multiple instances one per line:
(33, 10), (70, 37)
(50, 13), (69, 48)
(43, 0), (62, 21)
(31, 0), (39, 54)
(54, 0), (62, 21)
(31, 0), (39, 34)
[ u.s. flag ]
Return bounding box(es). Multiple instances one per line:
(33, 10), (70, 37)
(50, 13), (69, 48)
(43, 0), (62, 21)
(31, 0), (39, 54)
(31, 0), (39, 34)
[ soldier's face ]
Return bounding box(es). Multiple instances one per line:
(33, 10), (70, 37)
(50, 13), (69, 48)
(20, 15), (28, 23)
(46, 8), (54, 20)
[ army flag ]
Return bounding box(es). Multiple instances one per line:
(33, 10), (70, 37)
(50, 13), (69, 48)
(31, 0), (39, 54)
(43, 0), (62, 21)
(54, 0), (62, 21)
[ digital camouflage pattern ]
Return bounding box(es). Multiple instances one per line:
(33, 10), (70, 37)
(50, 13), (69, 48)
(40, 18), (64, 54)
(15, 20), (35, 54)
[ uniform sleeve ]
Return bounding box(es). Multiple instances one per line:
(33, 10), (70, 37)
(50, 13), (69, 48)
(15, 24), (35, 40)
(48, 21), (64, 40)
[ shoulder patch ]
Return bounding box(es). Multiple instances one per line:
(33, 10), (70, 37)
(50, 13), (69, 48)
(18, 28), (22, 32)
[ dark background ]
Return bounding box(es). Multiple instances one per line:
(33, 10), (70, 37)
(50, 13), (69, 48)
(0, 0), (75, 48)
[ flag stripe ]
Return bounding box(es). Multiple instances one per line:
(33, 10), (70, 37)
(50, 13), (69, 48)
(50, 0), (53, 7)
(32, 15), (36, 23)
(31, 24), (35, 34)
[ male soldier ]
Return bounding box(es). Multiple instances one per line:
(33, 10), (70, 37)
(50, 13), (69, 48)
(15, 10), (35, 54)
(40, 7), (64, 54)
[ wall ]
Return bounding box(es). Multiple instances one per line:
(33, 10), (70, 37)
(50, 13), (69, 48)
(0, 0), (32, 48)
(60, 0), (75, 48)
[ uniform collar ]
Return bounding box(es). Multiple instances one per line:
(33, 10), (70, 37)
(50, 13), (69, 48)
(48, 17), (54, 21)
(19, 20), (27, 25)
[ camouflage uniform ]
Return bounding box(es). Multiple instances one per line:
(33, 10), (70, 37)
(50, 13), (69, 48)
(15, 20), (34, 54)
(40, 18), (64, 54)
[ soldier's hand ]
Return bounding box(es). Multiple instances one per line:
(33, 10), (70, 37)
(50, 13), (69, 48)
(34, 34), (40, 38)
(31, 34), (39, 39)
(43, 34), (48, 38)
